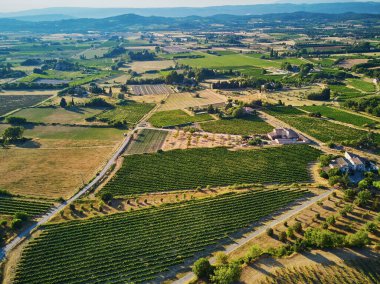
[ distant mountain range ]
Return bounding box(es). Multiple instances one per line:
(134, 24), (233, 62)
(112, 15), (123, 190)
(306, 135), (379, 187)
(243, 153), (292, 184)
(0, 11), (379, 33)
(1, 2), (380, 21)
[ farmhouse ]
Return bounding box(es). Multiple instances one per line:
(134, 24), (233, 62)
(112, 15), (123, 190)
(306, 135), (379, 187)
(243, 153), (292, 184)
(267, 128), (308, 144)
(326, 152), (377, 174)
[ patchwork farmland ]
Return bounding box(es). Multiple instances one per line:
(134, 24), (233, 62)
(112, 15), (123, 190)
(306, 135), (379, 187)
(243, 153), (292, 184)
(130, 84), (176, 95)
(126, 129), (168, 155)
(0, 95), (52, 116)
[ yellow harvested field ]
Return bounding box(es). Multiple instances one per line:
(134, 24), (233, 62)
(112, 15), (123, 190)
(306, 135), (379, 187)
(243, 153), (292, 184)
(158, 90), (227, 111)
(0, 139), (120, 199)
(127, 60), (174, 73)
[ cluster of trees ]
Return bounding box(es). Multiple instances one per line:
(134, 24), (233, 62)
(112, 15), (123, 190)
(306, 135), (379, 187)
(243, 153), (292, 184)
(1, 82), (68, 91)
(126, 77), (165, 85)
(104, 47), (126, 58)
(343, 96), (380, 117)
(0, 63), (26, 79)
(1, 126), (24, 146)
(84, 98), (113, 108)
(193, 257), (241, 284)
(341, 132), (378, 150)
(307, 88), (331, 101)
(212, 78), (282, 90)
(128, 50), (155, 61)
(352, 59), (380, 78)
(58, 86), (87, 97)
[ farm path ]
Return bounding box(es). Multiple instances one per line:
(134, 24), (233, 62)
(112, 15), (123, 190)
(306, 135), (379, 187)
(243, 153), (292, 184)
(173, 189), (334, 284)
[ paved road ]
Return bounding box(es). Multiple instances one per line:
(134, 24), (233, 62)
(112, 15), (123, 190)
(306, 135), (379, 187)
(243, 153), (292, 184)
(173, 189), (333, 284)
(0, 133), (133, 261)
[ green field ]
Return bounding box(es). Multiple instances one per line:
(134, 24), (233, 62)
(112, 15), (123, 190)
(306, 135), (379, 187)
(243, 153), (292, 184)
(10, 107), (104, 124)
(0, 124), (124, 141)
(298, 105), (377, 127)
(200, 116), (273, 135)
(179, 52), (282, 69)
(0, 197), (52, 217)
(0, 95), (52, 116)
(14, 187), (309, 284)
(102, 145), (321, 195)
(329, 84), (367, 101)
(148, 110), (214, 127)
(126, 129), (168, 155)
(96, 101), (155, 126)
(266, 107), (380, 144)
(346, 78), (376, 93)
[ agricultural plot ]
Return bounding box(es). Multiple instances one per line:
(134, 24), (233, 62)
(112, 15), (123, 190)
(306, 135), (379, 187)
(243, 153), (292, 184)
(260, 259), (380, 284)
(96, 101), (155, 126)
(10, 107), (105, 124)
(102, 145), (321, 195)
(346, 78), (376, 93)
(0, 197), (52, 217)
(179, 52), (282, 69)
(266, 107), (380, 144)
(148, 110), (214, 127)
(329, 84), (366, 101)
(158, 90), (227, 111)
(130, 84), (175, 95)
(298, 105), (378, 127)
(126, 129), (168, 155)
(14, 187), (309, 284)
(72, 47), (109, 59)
(128, 60), (174, 73)
(0, 95), (52, 116)
(200, 116), (273, 135)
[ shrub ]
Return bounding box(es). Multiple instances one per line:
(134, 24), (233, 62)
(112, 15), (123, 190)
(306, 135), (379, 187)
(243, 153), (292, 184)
(215, 252), (228, 266)
(244, 245), (263, 263)
(192, 258), (213, 279)
(345, 230), (370, 247)
(293, 222), (302, 234)
(304, 228), (344, 248)
(11, 219), (23, 230)
(210, 261), (241, 284)
(326, 215), (336, 226)
(286, 227), (295, 239)
(279, 231), (287, 242)
(355, 190), (372, 207)
(365, 222), (377, 233)
(14, 212), (28, 222)
(101, 192), (113, 203)
(266, 227), (274, 237)
(6, 116), (27, 125)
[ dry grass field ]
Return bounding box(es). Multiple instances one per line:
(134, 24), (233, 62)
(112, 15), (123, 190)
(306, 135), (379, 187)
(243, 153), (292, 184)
(0, 125), (125, 199)
(127, 60), (174, 73)
(158, 90), (227, 111)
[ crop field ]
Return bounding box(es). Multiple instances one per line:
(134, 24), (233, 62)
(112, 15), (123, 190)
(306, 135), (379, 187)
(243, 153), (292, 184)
(13, 187), (309, 284)
(298, 105), (378, 127)
(130, 84), (175, 95)
(329, 84), (367, 101)
(200, 116), (273, 135)
(148, 110), (214, 127)
(0, 197), (52, 217)
(346, 78), (376, 93)
(260, 259), (380, 284)
(266, 107), (380, 144)
(128, 60), (174, 73)
(10, 107), (105, 124)
(126, 129), (168, 155)
(72, 47), (110, 59)
(96, 101), (155, 126)
(179, 52), (283, 69)
(102, 145), (321, 195)
(158, 90), (227, 111)
(0, 95), (52, 116)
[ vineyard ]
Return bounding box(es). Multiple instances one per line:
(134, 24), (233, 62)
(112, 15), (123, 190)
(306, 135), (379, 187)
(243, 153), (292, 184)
(200, 116), (273, 135)
(0, 197), (52, 217)
(260, 258), (380, 284)
(0, 95), (51, 116)
(14, 188), (309, 284)
(148, 109), (214, 127)
(126, 129), (168, 155)
(95, 101), (155, 126)
(266, 107), (380, 144)
(298, 105), (377, 127)
(130, 84), (175, 95)
(102, 145), (321, 195)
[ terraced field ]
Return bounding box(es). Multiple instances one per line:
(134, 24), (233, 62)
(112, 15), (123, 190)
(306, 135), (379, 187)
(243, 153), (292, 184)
(14, 188), (309, 284)
(266, 107), (380, 144)
(298, 105), (377, 127)
(148, 109), (214, 127)
(126, 129), (168, 155)
(200, 116), (273, 135)
(102, 145), (321, 195)
(0, 197), (52, 217)
(260, 259), (380, 284)
(96, 101), (155, 126)
(0, 95), (52, 116)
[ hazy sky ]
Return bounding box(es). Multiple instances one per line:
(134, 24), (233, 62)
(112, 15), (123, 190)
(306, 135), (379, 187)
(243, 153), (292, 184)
(4, 0), (281, 12)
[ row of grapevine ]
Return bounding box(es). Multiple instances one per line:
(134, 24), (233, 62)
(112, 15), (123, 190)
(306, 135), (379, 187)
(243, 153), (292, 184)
(0, 197), (52, 217)
(14, 188), (309, 284)
(102, 144), (321, 195)
(261, 258), (380, 284)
